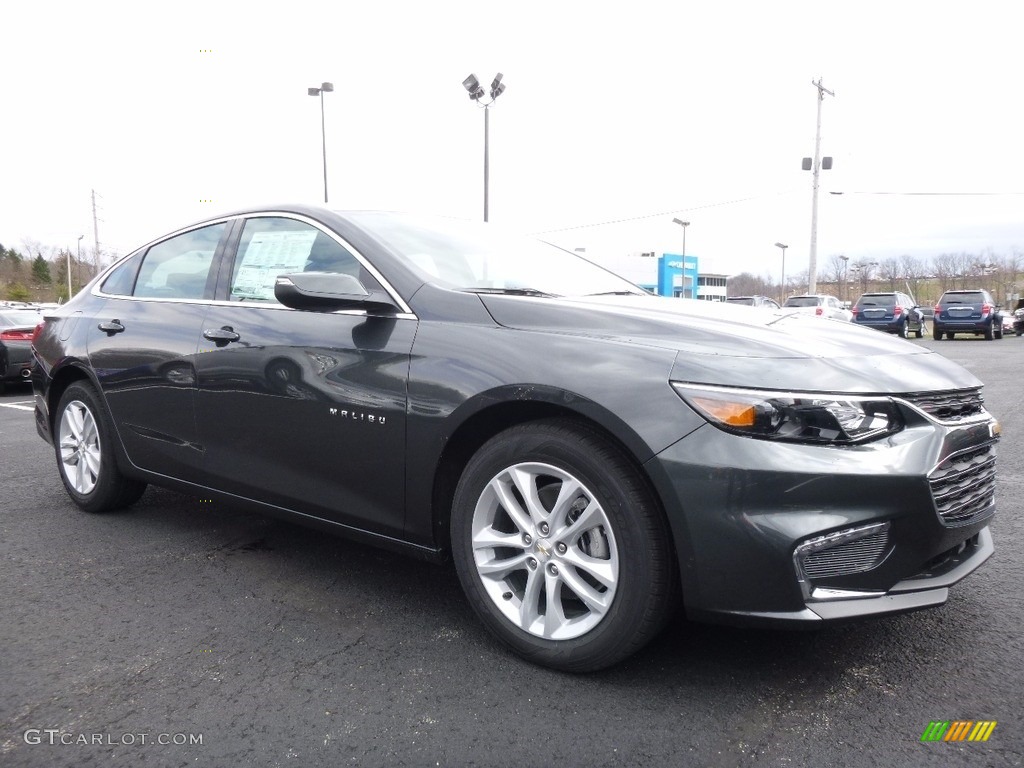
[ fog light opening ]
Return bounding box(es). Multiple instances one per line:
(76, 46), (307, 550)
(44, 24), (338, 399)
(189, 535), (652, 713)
(794, 521), (892, 601)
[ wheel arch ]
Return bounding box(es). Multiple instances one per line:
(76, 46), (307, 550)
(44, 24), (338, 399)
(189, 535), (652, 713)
(428, 392), (674, 566)
(45, 361), (139, 479)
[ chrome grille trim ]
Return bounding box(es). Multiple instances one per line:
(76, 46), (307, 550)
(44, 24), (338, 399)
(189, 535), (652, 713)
(899, 389), (987, 424)
(929, 443), (997, 526)
(801, 530), (890, 579)
(794, 522), (892, 600)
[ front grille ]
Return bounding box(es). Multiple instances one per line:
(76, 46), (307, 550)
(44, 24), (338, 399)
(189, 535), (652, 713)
(800, 529), (890, 579)
(902, 389), (986, 423)
(929, 443), (997, 526)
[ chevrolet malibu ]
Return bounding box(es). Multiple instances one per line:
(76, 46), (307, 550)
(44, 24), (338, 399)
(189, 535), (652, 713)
(31, 205), (998, 671)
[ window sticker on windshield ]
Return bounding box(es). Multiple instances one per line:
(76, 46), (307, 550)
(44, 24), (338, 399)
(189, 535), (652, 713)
(232, 230), (318, 300)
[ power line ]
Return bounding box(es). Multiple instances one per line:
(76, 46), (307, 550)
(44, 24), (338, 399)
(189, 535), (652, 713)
(530, 190), (798, 235)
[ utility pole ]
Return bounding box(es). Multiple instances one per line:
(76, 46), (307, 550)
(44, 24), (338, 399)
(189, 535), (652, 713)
(808, 78), (834, 294)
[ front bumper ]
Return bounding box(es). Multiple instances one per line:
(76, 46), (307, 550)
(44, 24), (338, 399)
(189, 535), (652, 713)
(646, 402), (996, 626)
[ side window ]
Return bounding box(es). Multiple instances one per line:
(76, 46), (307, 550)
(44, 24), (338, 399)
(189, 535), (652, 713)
(134, 223), (226, 299)
(228, 217), (379, 303)
(100, 252), (144, 296)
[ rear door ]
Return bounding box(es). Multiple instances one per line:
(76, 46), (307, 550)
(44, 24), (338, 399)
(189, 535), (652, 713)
(192, 214), (417, 538)
(86, 221), (230, 477)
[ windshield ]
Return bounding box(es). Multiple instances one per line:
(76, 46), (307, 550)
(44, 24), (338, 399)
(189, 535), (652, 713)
(941, 292), (985, 304)
(783, 297), (821, 308)
(726, 297), (755, 306)
(0, 310), (41, 327)
(856, 294), (896, 308)
(344, 212), (643, 297)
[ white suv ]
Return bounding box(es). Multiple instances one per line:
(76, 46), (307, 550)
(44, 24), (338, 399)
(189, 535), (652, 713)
(782, 294), (853, 322)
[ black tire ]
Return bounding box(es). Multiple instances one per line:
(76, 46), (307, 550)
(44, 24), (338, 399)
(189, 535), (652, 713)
(451, 419), (675, 672)
(995, 325), (1003, 340)
(933, 325), (942, 340)
(54, 382), (147, 513)
(946, 332), (955, 340)
(897, 320), (908, 339)
(984, 325), (994, 341)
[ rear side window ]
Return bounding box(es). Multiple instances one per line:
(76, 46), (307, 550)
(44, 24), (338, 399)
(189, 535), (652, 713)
(134, 223), (226, 300)
(101, 253), (143, 296)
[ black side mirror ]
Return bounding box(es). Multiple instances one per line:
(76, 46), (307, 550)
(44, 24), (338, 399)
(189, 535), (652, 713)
(274, 272), (398, 313)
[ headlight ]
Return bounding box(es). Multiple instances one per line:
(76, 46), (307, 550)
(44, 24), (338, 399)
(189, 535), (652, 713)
(672, 383), (903, 445)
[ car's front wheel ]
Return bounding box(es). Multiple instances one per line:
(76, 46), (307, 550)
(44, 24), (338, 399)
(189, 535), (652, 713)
(54, 382), (147, 513)
(451, 419), (675, 672)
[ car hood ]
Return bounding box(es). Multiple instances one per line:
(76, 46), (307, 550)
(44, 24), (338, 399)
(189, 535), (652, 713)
(478, 293), (981, 394)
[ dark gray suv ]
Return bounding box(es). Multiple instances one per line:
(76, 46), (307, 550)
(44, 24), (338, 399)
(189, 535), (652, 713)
(933, 289), (1003, 340)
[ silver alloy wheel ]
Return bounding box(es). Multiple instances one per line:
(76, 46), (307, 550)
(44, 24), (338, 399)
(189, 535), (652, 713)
(58, 399), (102, 494)
(470, 462), (619, 640)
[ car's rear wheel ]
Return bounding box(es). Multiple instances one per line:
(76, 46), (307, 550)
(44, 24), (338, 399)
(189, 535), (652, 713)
(933, 325), (942, 340)
(984, 325), (994, 341)
(946, 332), (955, 340)
(897, 320), (908, 339)
(451, 419), (675, 672)
(55, 382), (147, 513)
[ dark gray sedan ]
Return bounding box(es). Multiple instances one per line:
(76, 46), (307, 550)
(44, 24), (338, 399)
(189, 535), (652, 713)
(30, 205), (999, 671)
(1, 308), (39, 391)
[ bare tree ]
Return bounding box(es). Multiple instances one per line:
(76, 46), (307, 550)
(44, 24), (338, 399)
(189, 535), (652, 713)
(933, 253), (957, 293)
(878, 257), (901, 291)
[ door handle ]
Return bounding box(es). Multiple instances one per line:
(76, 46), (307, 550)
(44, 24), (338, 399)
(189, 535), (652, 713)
(97, 319), (125, 335)
(203, 326), (241, 344)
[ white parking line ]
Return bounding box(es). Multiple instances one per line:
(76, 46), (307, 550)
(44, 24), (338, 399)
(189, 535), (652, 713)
(0, 402), (34, 412)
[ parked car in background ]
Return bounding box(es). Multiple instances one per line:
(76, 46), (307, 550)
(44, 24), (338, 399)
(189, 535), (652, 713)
(30, 205), (1000, 671)
(782, 294), (853, 322)
(851, 291), (924, 338)
(726, 295), (781, 309)
(932, 289), (1003, 340)
(1012, 299), (1024, 336)
(0, 308), (39, 392)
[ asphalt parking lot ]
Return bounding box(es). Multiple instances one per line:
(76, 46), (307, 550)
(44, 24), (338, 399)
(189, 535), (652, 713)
(1, 336), (1021, 768)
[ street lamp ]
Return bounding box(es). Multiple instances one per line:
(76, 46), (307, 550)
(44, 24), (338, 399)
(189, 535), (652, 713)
(671, 218), (690, 256)
(774, 242), (788, 302)
(839, 254), (849, 302)
(307, 81), (334, 203)
(462, 72), (506, 222)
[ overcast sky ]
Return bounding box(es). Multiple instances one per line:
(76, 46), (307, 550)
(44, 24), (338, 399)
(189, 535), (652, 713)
(3, 0), (1022, 285)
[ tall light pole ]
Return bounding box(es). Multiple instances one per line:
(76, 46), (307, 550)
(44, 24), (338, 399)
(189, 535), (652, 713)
(307, 81), (334, 203)
(672, 218), (690, 256)
(462, 73), (506, 222)
(775, 242), (788, 302)
(804, 78), (834, 294)
(839, 254), (849, 302)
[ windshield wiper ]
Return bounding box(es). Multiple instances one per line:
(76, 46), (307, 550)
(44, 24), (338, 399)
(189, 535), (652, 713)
(586, 290), (646, 296)
(464, 287), (560, 298)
